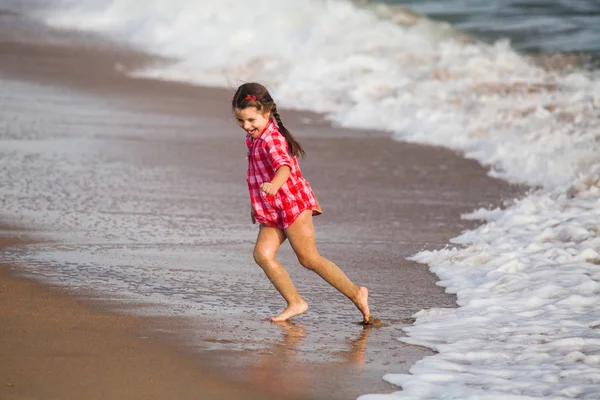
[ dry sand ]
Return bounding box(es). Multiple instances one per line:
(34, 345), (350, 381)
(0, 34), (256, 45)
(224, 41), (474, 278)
(0, 12), (523, 400)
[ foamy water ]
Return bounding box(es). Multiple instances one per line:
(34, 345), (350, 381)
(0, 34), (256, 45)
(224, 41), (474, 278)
(13, 0), (600, 398)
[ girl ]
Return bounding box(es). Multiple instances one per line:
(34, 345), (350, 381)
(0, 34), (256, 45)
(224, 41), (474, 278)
(232, 82), (371, 323)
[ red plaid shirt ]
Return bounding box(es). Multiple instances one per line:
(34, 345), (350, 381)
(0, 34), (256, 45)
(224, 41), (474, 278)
(246, 120), (321, 229)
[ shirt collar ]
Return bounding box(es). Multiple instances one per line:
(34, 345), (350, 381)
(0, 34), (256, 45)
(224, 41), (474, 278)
(252, 119), (275, 140)
(246, 120), (277, 145)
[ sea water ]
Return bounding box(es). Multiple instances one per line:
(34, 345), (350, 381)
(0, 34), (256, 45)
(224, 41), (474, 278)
(366, 0), (600, 55)
(5, 0), (600, 398)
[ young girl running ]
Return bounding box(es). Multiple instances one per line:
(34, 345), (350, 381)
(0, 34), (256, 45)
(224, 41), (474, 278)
(232, 82), (371, 323)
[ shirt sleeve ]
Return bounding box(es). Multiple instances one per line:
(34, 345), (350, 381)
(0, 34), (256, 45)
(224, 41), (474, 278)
(265, 132), (292, 171)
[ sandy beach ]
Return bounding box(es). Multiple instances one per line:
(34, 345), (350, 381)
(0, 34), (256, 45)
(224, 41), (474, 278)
(0, 11), (523, 400)
(0, 262), (291, 400)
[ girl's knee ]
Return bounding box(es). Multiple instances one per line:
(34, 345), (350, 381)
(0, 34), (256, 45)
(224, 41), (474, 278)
(297, 252), (321, 271)
(253, 246), (275, 267)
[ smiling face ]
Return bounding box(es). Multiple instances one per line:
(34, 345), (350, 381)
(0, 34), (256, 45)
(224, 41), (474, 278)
(234, 106), (271, 138)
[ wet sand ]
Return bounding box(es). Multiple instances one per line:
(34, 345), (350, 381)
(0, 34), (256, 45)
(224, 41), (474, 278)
(0, 263), (289, 400)
(0, 12), (522, 400)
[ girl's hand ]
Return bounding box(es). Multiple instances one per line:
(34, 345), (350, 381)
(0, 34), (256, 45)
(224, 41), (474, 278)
(260, 182), (278, 196)
(250, 207), (256, 224)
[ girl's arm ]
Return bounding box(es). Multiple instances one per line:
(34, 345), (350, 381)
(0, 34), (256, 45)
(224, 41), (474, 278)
(261, 166), (291, 195)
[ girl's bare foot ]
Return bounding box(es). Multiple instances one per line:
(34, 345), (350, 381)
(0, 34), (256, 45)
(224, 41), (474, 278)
(271, 301), (309, 322)
(355, 286), (370, 323)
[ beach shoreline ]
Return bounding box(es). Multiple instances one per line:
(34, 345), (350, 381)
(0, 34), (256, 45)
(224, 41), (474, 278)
(0, 15), (524, 400)
(0, 260), (300, 400)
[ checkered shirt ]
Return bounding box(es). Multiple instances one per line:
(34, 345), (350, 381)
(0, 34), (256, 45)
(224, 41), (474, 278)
(246, 120), (321, 229)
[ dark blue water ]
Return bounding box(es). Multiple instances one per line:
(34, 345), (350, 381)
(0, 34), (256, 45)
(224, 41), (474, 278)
(374, 0), (600, 55)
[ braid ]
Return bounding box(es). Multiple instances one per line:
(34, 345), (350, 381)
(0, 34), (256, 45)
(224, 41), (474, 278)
(272, 104), (284, 128)
(271, 103), (305, 159)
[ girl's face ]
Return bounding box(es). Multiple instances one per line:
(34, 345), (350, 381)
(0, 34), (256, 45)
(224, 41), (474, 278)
(234, 106), (271, 138)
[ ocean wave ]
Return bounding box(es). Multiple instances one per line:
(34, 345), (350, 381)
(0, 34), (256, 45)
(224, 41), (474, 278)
(44, 0), (599, 188)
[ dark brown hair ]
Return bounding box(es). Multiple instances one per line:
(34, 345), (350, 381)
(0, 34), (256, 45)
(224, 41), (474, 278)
(232, 82), (305, 158)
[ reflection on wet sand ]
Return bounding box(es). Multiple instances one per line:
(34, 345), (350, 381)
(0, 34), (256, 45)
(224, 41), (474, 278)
(344, 327), (370, 367)
(250, 321), (373, 398)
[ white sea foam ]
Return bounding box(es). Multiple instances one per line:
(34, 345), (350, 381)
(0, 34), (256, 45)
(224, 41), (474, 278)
(32, 0), (600, 398)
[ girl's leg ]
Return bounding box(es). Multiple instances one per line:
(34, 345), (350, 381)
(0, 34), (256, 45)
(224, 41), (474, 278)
(254, 223), (308, 322)
(285, 210), (370, 323)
